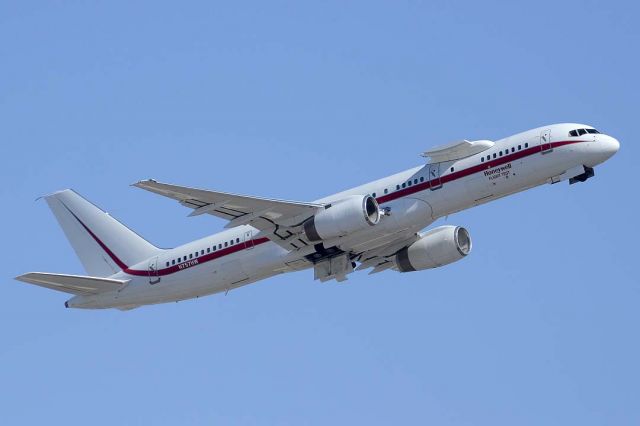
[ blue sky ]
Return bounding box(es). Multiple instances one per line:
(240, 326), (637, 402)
(1, 1), (638, 424)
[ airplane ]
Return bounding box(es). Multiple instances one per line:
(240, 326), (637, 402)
(15, 123), (619, 310)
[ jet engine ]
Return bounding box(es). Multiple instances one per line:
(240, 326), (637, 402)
(395, 226), (471, 272)
(304, 195), (380, 242)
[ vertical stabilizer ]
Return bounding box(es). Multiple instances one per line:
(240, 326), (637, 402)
(45, 190), (161, 277)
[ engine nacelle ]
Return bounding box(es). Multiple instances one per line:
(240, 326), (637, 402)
(303, 195), (380, 242)
(395, 226), (471, 272)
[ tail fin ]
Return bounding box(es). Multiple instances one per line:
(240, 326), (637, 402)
(44, 189), (161, 277)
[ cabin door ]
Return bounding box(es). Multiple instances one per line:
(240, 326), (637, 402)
(540, 129), (553, 153)
(148, 257), (160, 285)
(429, 163), (443, 190)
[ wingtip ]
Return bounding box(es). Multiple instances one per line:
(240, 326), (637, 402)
(14, 273), (31, 283)
(35, 189), (74, 202)
(131, 179), (157, 188)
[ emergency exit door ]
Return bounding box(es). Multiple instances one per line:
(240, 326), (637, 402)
(540, 129), (552, 153)
(429, 163), (442, 190)
(148, 257), (160, 285)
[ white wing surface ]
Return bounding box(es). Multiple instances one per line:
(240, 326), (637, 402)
(354, 233), (421, 274)
(421, 139), (494, 163)
(133, 180), (326, 249)
(15, 273), (128, 295)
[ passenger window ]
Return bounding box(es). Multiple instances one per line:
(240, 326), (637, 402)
(200, 250), (204, 255)
(207, 248), (210, 253)
(218, 244), (222, 249)
(413, 179), (418, 184)
(384, 188), (388, 194)
(493, 153), (496, 159)
(195, 252), (198, 257)
(578, 129), (587, 136)
(189, 254), (193, 259)
(525, 143), (529, 148)
(408, 181), (412, 186)
(518, 145), (521, 150)
(511, 147), (515, 153)
(481, 157), (484, 162)
(172, 260), (175, 265)
(166, 262), (169, 267)
(224, 242), (228, 247)
(420, 176), (424, 182)
(450, 167), (454, 172)
(236, 238), (240, 243)
(402, 183), (406, 188)
(396, 184), (400, 190)
(499, 151), (503, 156)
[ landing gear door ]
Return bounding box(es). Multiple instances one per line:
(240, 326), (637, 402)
(540, 129), (552, 153)
(429, 163), (442, 190)
(148, 257), (160, 285)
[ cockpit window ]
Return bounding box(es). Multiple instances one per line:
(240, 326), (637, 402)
(570, 128), (600, 137)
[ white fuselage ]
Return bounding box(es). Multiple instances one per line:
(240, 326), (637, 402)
(68, 123), (619, 309)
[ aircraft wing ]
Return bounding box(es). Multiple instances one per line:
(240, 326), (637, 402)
(354, 232), (421, 274)
(133, 180), (325, 248)
(15, 273), (128, 296)
(421, 139), (494, 163)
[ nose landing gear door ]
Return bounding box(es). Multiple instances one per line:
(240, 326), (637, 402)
(540, 129), (553, 153)
(429, 163), (442, 190)
(148, 257), (160, 285)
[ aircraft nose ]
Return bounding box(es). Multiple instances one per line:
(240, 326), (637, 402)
(601, 135), (620, 159)
(585, 135), (619, 167)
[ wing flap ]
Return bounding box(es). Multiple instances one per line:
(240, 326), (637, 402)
(15, 273), (128, 296)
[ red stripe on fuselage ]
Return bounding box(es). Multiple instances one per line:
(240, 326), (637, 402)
(125, 237), (270, 277)
(63, 199), (271, 277)
(67, 139), (586, 278)
(376, 139), (585, 204)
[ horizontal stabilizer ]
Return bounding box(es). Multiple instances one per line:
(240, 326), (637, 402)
(15, 273), (128, 296)
(421, 139), (494, 163)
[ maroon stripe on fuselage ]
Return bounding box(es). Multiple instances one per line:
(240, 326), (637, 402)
(62, 199), (271, 277)
(127, 237), (270, 277)
(376, 139), (585, 204)
(67, 139), (586, 278)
